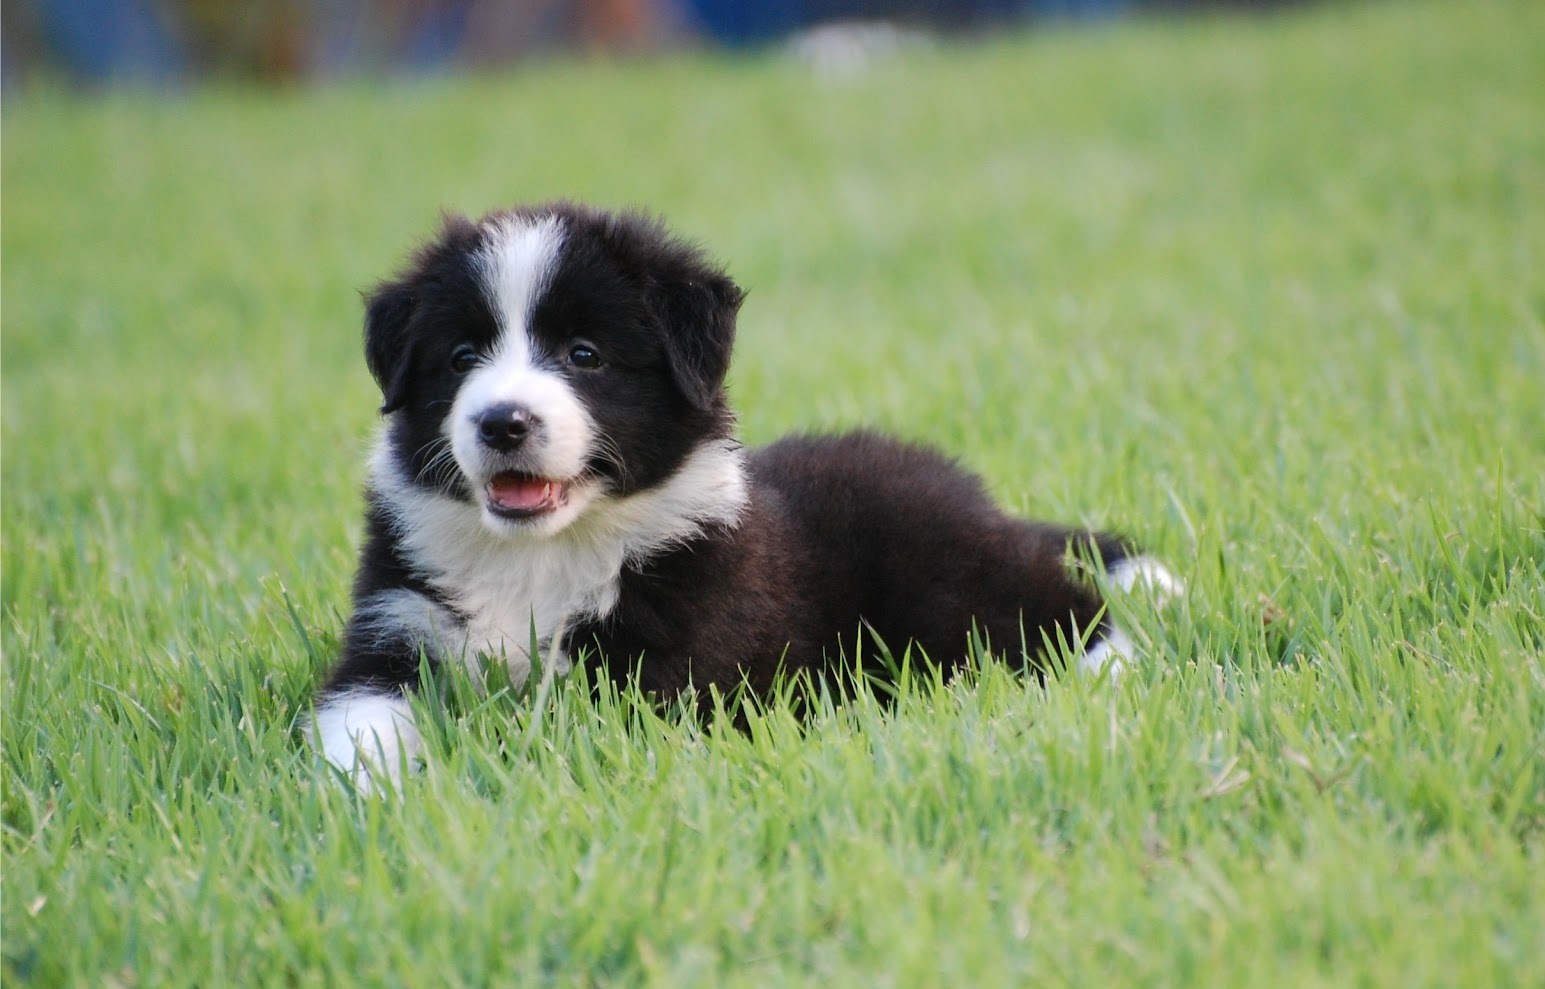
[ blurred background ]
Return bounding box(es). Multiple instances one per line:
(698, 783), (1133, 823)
(3, 0), (1299, 87)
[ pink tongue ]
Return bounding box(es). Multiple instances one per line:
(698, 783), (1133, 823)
(488, 474), (554, 511)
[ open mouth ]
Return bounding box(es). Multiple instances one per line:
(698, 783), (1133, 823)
(485, 471), (568, 520)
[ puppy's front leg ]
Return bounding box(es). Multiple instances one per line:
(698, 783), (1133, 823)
(310, 688), (423, 794)
(310, 588), (463, 793)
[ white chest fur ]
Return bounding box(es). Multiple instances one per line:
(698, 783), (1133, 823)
(367, 432), (749, 685)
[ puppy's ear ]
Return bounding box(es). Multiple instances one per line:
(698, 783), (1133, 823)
(653, 272), (744, 410)
(363, 279), (417, 415)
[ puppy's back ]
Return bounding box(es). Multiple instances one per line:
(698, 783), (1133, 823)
(749, 432), (1125, 675)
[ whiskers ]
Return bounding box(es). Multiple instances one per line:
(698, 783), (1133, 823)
(412, 437), (463, 492)
(401, 425), (629, 503)
(589, 430), (632, 489)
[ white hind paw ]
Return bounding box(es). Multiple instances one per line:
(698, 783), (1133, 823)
(1078, 555), (1184, 679)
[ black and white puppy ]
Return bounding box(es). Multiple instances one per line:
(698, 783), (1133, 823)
(313, 202), (1179, 789)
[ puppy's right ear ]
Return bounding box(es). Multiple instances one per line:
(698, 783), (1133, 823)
(363, 279), (417, 415)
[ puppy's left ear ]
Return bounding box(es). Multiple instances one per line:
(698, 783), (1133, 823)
(654, 273), (744, 410)
(363, 279), (418, 415)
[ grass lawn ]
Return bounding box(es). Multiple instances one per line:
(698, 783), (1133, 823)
(3, 0), (1542, 985)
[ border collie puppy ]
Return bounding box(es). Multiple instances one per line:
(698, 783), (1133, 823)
(312, 202), (1180, 790)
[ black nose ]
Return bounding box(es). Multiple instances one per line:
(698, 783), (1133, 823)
(476, 404), (539, 452)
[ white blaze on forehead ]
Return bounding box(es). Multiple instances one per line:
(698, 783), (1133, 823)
(476, 214), (566, 348)
(450, 213), (594, 493)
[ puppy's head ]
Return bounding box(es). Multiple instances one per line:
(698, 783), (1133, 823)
(365, 203), (744, 537)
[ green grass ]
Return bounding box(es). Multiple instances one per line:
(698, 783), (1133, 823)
(4, 0), (1543, 985)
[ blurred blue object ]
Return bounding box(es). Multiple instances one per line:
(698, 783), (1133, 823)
(37, 0), (185, 82)
(688, 0), (1133, 45)
(399, 1), (475, 70)
(1024, 0), (1132, 17)
(688, 0), (811, 46)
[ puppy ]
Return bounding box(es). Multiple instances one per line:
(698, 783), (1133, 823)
(312, 202), (1179, 789)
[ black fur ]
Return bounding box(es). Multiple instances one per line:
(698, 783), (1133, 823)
(574, 433), (1130, 702)
(320, 202), (1138, 727)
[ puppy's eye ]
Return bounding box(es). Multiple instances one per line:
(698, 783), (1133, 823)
(568, 344), (602, 370)
(450, 344), (479, 374)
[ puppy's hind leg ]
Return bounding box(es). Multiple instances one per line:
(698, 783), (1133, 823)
(1077, 556), (1184, 679)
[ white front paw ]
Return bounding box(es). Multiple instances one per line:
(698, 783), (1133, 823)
(309, 691), (424, 794)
